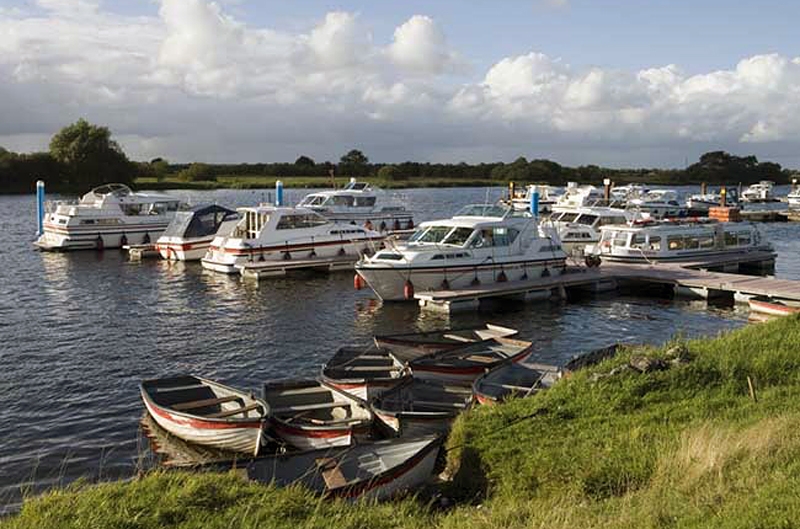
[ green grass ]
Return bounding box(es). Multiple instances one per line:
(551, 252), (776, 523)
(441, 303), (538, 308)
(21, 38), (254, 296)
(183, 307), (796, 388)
(134, 175), (500, 190)
(6, 315), (800, 528)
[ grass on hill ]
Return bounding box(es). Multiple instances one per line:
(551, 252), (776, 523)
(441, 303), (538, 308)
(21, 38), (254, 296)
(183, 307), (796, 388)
(5, 315), (800, 529)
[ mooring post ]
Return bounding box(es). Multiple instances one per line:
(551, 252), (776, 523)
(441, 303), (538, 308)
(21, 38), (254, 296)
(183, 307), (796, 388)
(275, 180), (284, 206)
(36, 180), (45, 236)
(603, 178), (611, 203)
(530, 188), (540, 218)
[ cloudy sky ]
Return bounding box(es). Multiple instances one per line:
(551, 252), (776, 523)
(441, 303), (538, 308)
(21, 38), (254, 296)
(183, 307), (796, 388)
(1, 0), (800, 168)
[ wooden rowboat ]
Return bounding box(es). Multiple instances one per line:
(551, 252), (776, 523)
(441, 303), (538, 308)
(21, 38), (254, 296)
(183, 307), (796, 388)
(140, 375), (268, 456)
(263, 379), (374, 451)
(321, 346), (409, 401)
(748, 296), (800, 317)
(245, 435), (444, 501)
(374, 324), (518, 362)
(371, 378), (473, 436)
(473, 362), (562, 405)
(408, 337), (534, 382)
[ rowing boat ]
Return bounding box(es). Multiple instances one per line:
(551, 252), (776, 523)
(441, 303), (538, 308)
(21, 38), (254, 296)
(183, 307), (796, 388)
(373, 324), (518, 362)
(321, 346), (409, 400)
(473, 362), (562, 405)
(748, 296), (800, 317)
(140, 375), (268, 456)
(408, 337), (534, 382)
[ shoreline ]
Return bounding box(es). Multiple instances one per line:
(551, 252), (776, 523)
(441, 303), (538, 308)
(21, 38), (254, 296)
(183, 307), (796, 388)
(4, 314), (799, 527)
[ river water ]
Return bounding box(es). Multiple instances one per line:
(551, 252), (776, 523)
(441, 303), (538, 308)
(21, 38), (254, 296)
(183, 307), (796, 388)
(1, 185), (798, 513)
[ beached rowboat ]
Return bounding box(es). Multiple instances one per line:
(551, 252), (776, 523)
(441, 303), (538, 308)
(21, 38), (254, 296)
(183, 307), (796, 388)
(748, 296), (800, 317)
(408, 337), (534, 382)
(473, 362), (562, 405)
(371, 378), (473, 436)
(321, 346), (409, 401)
(140, 375), (268, 456)
(374, 324), (518, 362)
(262, 379), (373, 451)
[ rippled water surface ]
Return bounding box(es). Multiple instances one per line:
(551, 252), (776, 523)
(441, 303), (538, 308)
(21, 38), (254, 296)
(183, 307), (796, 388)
(1, 185), (799, 513)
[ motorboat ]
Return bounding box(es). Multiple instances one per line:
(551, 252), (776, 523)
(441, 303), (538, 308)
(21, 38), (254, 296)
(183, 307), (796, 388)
(140, 375), (268, 456)
(297, 179), (414, 231)
(549, 206), (640, 255)
(408, 337), (534, 383)
(685, 192), (738, 213)
(748, 296), (800, 317)
(155, 204), (239, 261)
(787, 184), (800, 208)
(473, 361), (562, 405)
(610, 184), (648, 202)
(552, 183), (604, 211)
(35, 183), (183, 250)
(354, 203), (567, 301)
(510, 184), (563, 214)
(627, 189), (686, 218)
(371, 378), (473, 436)
(320, 346), (409, 401)
(201, 205), (384, 274)
(741, 181), (777, 203)
(373, 324), (518, 360)
(262, 379), (373, 451)
(586, 218), (773, 264)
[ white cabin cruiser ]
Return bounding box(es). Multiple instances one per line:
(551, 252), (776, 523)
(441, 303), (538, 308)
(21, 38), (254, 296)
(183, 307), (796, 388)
(610, 184), (648, 202)
(201, 206), (384, 274)
(788, 185), (800, 208)
(510, 185), (563, 214)
(627, 189), (686, 219)
(297, 179), (414, 231)
(685, 190), (738, 213)
(156, 204), (240, 261)
(741, 181), (777, 203)
(552, 183), (603, 212)
(587, 219), (772, 264)
(550, 206), (641, 255)
(35, 183), (183, 251)
(355, 203), (567, 301)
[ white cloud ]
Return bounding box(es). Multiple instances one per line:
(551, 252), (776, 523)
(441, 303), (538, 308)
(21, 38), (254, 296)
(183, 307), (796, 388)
(0, 1), (799, 167)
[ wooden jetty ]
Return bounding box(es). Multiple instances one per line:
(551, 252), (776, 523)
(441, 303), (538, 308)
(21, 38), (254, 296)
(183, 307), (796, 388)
(239, 255), (357, 279)
(414, 251), (796, 313)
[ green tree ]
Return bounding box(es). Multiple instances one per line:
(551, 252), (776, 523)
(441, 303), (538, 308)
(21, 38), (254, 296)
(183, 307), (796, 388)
(49, 119), (135, 188)
(177, 163), (215, 182)
(340, 149), (369, 165)
(377, 165), (405, 181)
(339, 149), (370, 178)
(294, 155), (315, 166)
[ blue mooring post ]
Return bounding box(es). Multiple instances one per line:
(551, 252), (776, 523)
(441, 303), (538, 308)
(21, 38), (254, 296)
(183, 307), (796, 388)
(275, 180), (284, 206)
(36, 180), (45, 236)
(530, 189), (540, 219)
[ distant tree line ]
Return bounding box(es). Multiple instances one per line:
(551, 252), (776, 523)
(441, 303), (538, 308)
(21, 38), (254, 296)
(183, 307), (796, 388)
(0, 120), (794, 194)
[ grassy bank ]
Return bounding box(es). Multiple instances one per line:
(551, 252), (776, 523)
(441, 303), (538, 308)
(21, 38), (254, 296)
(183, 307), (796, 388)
(5, 315), (800, 528)
(135, 175), (500, 191)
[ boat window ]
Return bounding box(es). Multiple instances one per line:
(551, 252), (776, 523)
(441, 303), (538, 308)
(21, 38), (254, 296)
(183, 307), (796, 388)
(455, 204), (509, 218)
(649, 236), (661, 251)
(699, 236), (715, 249)
(431, 252), (469, 260)
(375, 252), (404, 260)
(583, 232), (592, 239)
(416, 226), (451, 243)
(122, 204), (143, 216)
(58, 218), (67, 224)
(575, 214), (598, 226)
(559, 213), (579, 223)
(738, 232), (751, 246)
(276, 213), (329, 230)
(667, 235), (684, 250)
(631, 234), (647, 249)
(540, 244), (562, 252)
(685, 236), (700, 250)
(353, 196), (376, 207)
(724, 232), (738, 246)
(81, 219), (96, 225)
(238, 211), (270, 238)
(442, 227), (474, 246)
(331, 196), (355, 207)
(300, 195), (326, 207)
(613, 231), (630, 247)
(564, 232), (578, 239)
(471, 227), (519, 248)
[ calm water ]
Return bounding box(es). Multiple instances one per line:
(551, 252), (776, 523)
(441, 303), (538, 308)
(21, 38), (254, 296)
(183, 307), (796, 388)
(1, 185), (799, 513)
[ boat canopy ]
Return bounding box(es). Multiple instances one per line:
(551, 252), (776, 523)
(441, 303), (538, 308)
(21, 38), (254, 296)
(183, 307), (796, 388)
(453, 204), (520, 219)
(161, 204), (238, 238)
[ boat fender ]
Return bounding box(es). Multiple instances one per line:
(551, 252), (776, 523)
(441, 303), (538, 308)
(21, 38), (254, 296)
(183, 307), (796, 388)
(441, 278), (450, 290)
(364, 220), (373, 231)
(403, 280), (415, 300)
(143, 233), (150, 244)
(471, 276), (481, 287)
(259, 253), (266, 261)
(120, 233), (128, 247)
(283, 251), (291, 260)
(338, 247), (346, 256)
(96, 234), (104, 250)
(520, 271), (528, 281)
(354, 274), (365, 290)
(407, 219), (414, 230)
(541, 268), (550, 278)
(497, 270), (508, 282)
(393, 219), (401, 231)
(379, 221), (387, 232)
(309, 249), (317, 258)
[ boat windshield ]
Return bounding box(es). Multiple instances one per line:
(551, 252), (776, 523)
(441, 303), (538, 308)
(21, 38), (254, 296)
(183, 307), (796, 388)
(455, 204), (509, 218)
(91, 183), (132, 197)
(299, 195), (326, 207)
(410, 226), (452, 244)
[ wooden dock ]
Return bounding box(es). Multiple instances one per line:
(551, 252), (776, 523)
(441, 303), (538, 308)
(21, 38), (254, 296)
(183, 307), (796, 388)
(239, 255), (357, 279)
(415, 251), (797, 313)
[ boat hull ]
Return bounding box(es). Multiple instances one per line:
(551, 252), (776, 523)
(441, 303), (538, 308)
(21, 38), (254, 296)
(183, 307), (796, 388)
(156, 237), (215, 261)
(748, 299), (800, 317)
(269, 418), (359, 451)
(356, 258), (566, 301)
(141, 392), (264, 455)
(36, 222), (170, 251)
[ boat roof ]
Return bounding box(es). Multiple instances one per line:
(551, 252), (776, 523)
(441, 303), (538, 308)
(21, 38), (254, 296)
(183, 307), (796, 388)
(599, 219), (759, 232)
(183, 204), (238, 215)
(302, 180), (374, 198)
(240, 205), (325, 216)
(554, 206), (629, 216)
(85, 183), (177, 202)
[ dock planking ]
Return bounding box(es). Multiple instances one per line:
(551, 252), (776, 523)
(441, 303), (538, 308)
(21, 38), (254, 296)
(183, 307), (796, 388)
(415, 251), (797, 313)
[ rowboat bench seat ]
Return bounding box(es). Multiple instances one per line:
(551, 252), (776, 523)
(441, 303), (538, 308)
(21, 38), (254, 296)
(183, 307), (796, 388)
(208, 402), (262, 418)
(171, 395), (242, 411)
(481, 381), (533, 392)
(271, 402), (350, 414)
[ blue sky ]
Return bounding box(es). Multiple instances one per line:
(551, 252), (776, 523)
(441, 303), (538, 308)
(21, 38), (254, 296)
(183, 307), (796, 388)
(1, 0), (800, 167)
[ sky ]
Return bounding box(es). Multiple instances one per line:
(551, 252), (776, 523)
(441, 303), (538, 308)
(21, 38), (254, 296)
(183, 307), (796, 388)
(1, 0), (800, 168)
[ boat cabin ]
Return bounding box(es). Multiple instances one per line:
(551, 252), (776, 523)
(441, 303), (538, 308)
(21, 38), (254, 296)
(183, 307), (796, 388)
(161, 204), (239, 240)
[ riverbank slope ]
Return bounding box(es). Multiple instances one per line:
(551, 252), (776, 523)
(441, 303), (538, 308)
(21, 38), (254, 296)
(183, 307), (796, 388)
(4, 315), (800, 528)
